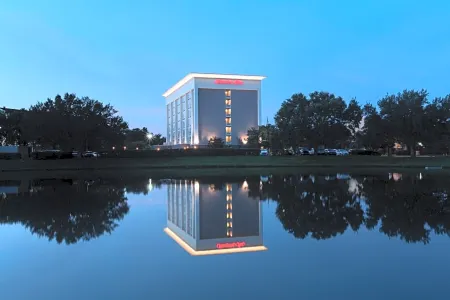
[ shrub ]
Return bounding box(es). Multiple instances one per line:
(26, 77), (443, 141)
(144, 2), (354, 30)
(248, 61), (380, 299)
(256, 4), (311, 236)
(99, 148), (261, 159)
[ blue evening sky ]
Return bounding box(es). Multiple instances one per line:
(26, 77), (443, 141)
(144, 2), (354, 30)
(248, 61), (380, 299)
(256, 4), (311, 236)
(1, 0), (449, 135)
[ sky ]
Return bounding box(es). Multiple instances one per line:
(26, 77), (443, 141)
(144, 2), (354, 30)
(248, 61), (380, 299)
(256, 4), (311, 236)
(1, 0), (450, 135)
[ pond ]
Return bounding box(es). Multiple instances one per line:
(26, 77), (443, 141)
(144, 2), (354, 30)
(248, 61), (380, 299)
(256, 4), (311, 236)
(1, 171), (450, 300)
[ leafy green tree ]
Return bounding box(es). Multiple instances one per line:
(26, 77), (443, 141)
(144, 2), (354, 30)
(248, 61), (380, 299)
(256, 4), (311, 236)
(246, 127), (260, 147)
(149, 133), (166, 146)
(274, 92), (362, 150)
(378, 90), (428, 157)
(125, 127), (150, 149)
(344, 98), (364, 145)
(274, 93), (310, 148)
(21, 93), (128, 150)
(360, 104), (392, 153)
(246, 124), (280, 149)
(423, 95), (450, 154)
(0, 108), (26, 145)
(208, 136), (224, 148)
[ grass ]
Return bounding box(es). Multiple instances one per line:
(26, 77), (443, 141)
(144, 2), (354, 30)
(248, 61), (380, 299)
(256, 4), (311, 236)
(1, 155), (449, 175)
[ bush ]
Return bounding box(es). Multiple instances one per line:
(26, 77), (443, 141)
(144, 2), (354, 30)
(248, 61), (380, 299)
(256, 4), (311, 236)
(394, 149), (410, 156)
(350, 149), (381, 156)
(99, 148), (261, 159)
(32, 150), (74, 160)
(0, 153), (21, 160)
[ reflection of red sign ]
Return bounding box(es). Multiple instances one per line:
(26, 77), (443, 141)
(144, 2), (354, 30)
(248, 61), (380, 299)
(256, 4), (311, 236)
(216, 242), (246, 249)
(214, 79), (244, 85)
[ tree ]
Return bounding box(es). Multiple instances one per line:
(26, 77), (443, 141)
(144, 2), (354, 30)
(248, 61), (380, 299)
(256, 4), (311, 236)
(21, 93), (128, 150)
(424, 95), (450, 154)
(274, 93), (310, 148)
(208, 136), (224, 148)
(246, 127), (260, 147)
(344, 98), (363, 145)
(378, 90), (428, 157)
(125, 127), (150, 149)
(274, 92), (362, 151)
(360, 104), (392, 152)
(246, 124), (280, 149)
(0, 107), (26, 145)
(149, 133), (166, 146)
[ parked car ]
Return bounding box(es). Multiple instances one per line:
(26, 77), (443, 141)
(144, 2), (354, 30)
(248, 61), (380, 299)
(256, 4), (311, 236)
(260, 149), (269, 156)
(336, 149), (349, 156)
(317, 149), (326, 155)
(325, 149), (337, 155)
(82, 151), (100, 158)
(297, 148), (311, 155)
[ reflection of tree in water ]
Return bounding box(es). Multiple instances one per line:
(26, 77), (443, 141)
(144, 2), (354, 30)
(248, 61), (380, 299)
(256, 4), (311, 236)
(263, 175), (364, 239)
(0, 179), (129, 244)
(362, 175), (450, 244)
(252, 173), (450, 244)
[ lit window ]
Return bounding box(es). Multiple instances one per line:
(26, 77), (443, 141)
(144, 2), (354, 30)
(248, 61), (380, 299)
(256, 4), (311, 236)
(225, 90), (231, 97)
(226, 194), (232, 201)
(225, 117), (231, 125)
(226, 127), (231, 134)
(225, 99), (231, 106)
(225, 108), (231, 115)
(226, 136), (232, 143)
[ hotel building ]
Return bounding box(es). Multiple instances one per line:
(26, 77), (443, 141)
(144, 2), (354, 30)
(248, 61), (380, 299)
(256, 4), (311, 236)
(162, 73), (266, 146)
(164, 180), (266, 256)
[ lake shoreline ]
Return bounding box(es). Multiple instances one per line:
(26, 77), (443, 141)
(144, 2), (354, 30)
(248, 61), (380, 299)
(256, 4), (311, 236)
(1, 156), (449, 179)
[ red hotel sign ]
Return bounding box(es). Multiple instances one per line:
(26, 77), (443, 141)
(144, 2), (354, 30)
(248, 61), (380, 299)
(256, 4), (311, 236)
(214, 79), (244, 85)
(216, 241), (247, 249)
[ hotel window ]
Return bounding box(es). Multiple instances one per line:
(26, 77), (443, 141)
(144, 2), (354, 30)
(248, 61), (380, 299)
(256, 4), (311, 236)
(225, 136), (232, 143)
(225, 127), (231, 134)
(225, 108), (231, 116)
(225, 90), (231, 97)
(225, 99), (231, 106)
(225, 117), (231, 125)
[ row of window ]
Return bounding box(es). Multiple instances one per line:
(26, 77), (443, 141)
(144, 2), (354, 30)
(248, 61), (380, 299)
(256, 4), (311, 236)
(226, 183), (233, 237)
(225, 90), (232, 144)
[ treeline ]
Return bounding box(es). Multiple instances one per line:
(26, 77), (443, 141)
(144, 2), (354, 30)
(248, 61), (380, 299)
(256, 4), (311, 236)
(0, 93), (166, 151)
(247, 90), (450, 156)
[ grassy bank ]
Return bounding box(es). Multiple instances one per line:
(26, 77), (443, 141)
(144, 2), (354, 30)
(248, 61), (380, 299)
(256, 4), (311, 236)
(1, 155), (449, 173)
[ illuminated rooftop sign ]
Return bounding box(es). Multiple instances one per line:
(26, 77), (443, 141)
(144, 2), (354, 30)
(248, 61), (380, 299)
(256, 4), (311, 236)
(214, 79), (244, 85)
(162, 73), (265, 98)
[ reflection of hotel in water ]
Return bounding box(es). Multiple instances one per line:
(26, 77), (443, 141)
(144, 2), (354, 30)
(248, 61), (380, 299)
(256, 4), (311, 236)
(164, 180), (267, 256)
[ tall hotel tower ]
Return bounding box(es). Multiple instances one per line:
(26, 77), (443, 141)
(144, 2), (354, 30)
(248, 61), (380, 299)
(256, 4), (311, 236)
(162, 73), (265, 146)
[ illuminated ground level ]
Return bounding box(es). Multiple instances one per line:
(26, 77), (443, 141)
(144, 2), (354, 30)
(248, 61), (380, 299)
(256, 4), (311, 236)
(164, 228), (267, 256)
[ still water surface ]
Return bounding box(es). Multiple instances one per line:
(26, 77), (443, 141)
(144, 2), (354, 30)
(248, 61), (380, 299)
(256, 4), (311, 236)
(1, 172), (450, 300)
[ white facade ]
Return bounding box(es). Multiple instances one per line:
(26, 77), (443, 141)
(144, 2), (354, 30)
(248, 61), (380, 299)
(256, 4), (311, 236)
(163, 73), (265, 145)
